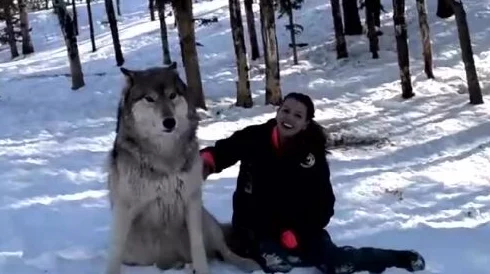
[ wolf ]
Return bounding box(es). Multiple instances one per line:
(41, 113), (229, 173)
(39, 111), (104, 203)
(105, 63), (260, 274)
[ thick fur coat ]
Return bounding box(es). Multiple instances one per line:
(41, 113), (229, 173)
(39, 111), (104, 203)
(105, 64), (259, 274)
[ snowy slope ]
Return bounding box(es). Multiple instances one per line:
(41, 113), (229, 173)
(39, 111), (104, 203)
(1, 0), (490, 273)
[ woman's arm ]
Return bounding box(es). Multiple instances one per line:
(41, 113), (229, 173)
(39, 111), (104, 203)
(199, 126), (253, 176)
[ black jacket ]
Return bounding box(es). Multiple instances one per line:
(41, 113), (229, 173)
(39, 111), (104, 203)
(201, 119), (335, 242)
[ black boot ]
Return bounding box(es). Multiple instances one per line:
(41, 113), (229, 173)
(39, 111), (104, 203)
(328, 247), (425, 274)
(255, 241), (293, 273)
(364, 249), (426, 274)
(316, 246), (357, 274)
(392, 250), (426, 272)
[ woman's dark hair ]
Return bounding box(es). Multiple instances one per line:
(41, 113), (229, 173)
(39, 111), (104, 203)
(281, 92), (329, 154)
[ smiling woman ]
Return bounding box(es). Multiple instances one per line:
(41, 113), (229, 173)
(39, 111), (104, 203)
(275, 95), (312, 138)
(199, 92), (425, 274)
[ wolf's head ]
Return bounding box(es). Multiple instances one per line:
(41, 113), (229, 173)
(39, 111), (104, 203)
(115, 63), (199, 147)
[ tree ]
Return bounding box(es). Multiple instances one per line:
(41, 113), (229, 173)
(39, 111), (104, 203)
(17, 0), (34, 54)
(415, 0), (434, 79)
(330, 0), (347, 59)
(342, 0), (363, 35)
(365, 0), (379, 58)
(243, 0), (260, 60)
(229, 0), (253, 107)
(372, 0), (382, 28)
(360, 0), (383, 29)
(173, 0), (207, 109)
(2, 0), (19, 59)
(71, 0), (79, 35)
(277, 0), (303, 64)
(117, 0), (122, 16)
(54, 0), (85, 90)
(149, 0), (156, 21)
(436, 0), (454, 19)
(86, 0), (96, 52)
(392, 0), (413, 98)
(156, 0), (172, 65)
(260, 0), (282, 105)
(105, 0), (124, 66)
(444, 0), (483, 104)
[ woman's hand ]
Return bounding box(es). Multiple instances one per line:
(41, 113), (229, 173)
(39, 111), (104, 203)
(281, 230), (298, 249)
(200, 151), (215, 180)
(202, 162), (212, 180)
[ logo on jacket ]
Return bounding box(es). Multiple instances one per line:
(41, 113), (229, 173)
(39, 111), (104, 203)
(244, 182), (253, 194)
(300, 153), (315, 168)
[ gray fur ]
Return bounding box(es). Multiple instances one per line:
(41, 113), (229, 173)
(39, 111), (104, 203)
(105, 66), (260, 274)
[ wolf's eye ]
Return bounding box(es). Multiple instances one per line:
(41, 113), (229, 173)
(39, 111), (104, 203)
(144, 96), (155, 103)
(169, 92), (177, 100)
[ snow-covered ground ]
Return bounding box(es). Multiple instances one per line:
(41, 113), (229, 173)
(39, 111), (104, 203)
(1, 0), (489, 273)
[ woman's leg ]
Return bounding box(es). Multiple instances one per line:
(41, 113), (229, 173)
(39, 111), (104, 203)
(225, 224), (294, 273)
(297, 230), (426, 274)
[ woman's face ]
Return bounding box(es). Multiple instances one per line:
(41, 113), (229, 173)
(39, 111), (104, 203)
(276, 98), (309, 138)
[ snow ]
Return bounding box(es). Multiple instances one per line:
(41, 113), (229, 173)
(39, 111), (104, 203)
(0, 0), (489, 273)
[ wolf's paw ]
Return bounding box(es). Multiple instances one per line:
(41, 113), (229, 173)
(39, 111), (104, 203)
(192, 270), (209, 274)
(191, 263), (210, 274)
(156, 260), (186, 270)
(173, 261), (186, 269)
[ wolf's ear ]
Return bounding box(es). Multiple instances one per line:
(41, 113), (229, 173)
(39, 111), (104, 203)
(120, 67), (136, 86)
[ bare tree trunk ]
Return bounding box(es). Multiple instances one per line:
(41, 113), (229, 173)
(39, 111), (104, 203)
(156, 0), (172, 65)
(117, 0), (121, 16)
(393, 0), (413, 99)
(342, 0), (363, 35)
(172, 4), (178, 28)
(330, 0), (347, 59)
(259, 0), (282, 105)
(105, 0), (125, 66)
(18, 0), (35, 54)
(174, 0), (207, 110)
(229, 0), (253, 107)
(3, 0), (19, 59)
(86, 0), (96, 52)
(445, 0), (483, 104)
(285, 2), (298, 64)
(285, 0), (299, 65)
(373, 0), (381, 28)
(149, 0), (155, 21)
(244, 0), (260, 60)
(45, 0), (49, 9)
(437, 0), (454, 18)
(365, 1), (379, 58)
(71, 0), (79, 35)
(415, 0), (434, 79)
(53, 0), (59, 13)
(54, 0), (85, 90)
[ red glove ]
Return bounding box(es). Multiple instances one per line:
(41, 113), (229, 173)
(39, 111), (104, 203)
(200, 151), (215, 179)
(281, 230), (298, 249)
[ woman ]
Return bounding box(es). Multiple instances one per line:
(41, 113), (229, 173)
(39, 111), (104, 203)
(200, 93), (425, 274)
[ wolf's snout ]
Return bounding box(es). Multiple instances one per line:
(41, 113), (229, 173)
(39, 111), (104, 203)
(162, 117), (176, 131)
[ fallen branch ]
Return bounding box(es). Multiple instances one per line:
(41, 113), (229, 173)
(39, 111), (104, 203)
(5, 72), (107, 81)
(324, 130), (393, 150)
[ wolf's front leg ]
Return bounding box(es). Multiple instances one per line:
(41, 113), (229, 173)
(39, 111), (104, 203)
(105, 204), (135, 274)
(186, 190), (209, 274)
